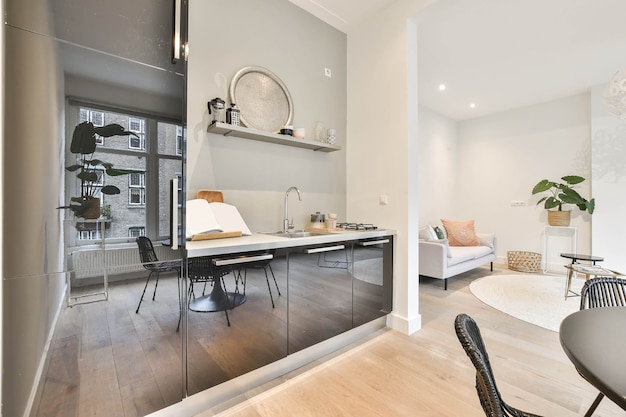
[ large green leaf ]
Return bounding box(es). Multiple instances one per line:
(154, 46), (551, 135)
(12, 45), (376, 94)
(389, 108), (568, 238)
(94, 124), (138, 138)
(101, 185), (121, 195)
(562, 175), (585, 185)
(77, 171), (99, 182)
(532, 179), (553, 194)
(70, 122), (97, 154)
(105, 167), (144, 176)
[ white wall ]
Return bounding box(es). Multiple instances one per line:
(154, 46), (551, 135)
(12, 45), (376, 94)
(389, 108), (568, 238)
(418, 93), (593, 271)
(186, 0), (347, 233)
(591, 84), (626, 272)
(417, 105), (457, 224)
(347, 0), (438, 335)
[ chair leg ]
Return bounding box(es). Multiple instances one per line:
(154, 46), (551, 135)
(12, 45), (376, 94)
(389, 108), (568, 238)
(262, 267), (275, 308)
(219, 277), (231, 326)
(136, 271), (155, 314)
(151, 271), (160, 301)
(268, 264), (281, 295)
(584, 392), (604, 417)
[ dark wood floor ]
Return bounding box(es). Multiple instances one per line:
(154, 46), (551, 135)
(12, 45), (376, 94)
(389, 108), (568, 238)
(35, 251), (385, 417)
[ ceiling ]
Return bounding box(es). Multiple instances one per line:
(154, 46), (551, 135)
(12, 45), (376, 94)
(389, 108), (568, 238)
(291, 0), (626, 120)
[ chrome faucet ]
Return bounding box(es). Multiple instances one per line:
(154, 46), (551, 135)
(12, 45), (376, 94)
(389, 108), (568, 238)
(283, 186), (302, 232)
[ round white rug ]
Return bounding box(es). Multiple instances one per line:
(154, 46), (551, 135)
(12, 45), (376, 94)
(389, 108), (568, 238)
(469, 274), (585, 332)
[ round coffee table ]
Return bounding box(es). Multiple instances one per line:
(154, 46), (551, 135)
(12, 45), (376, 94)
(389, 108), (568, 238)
(560, 253), (604, 265)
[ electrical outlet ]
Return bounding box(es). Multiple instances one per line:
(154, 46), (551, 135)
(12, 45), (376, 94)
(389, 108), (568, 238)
(324, 67), (332, 78)
(510, 200), (526, 206)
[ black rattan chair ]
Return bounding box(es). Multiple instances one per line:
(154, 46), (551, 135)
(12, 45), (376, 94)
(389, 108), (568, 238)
(135, 236), (181, 314)
(577, 277), (626, 416)
(184, 256), (234, 327)
(454, 314), (543, 417)
(238, 250), (281, 308)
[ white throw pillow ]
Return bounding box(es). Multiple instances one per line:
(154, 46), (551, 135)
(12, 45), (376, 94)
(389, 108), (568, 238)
(419, 225), (437, 240)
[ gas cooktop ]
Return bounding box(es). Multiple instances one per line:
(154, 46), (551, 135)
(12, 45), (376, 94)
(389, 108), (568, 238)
(336, 222), (378, 231)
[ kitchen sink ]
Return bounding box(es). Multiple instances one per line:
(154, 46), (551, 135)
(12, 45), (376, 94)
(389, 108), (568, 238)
(262, 230), (332, 238)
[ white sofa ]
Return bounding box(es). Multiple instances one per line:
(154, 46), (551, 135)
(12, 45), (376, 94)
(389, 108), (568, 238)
(419, 232), (496, 290)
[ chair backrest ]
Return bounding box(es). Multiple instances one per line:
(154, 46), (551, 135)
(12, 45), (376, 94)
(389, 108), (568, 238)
(136, 236), (159, 265)
(580, 276), (626, 310)
(455, 313), (507, 417)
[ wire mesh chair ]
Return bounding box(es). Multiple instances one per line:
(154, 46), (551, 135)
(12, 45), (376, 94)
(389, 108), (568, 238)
(236, 250), (281, 308)
(183, 256), (234, 327)
(577, 276), (626, 416)
(135, 236), (182, 314)
(454, 314), (543, 417)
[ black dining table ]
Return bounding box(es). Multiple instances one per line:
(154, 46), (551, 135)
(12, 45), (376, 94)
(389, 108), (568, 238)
(560, 307), (626, 413)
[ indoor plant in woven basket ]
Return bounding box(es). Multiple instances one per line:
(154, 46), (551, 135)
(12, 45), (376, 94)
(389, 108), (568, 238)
(531, 175), (595, 226)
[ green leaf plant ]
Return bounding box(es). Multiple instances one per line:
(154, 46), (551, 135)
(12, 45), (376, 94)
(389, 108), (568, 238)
(58, 121), (144, 218)
(531, 175), (595, 214)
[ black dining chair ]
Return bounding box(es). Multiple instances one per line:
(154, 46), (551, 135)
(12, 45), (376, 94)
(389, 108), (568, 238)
(577, 277), (626, 416)
(237, 250), (281, 308)
(183, 256), (234, 328)
(135, 236), (182, 314)
(454, 313), (543, 417)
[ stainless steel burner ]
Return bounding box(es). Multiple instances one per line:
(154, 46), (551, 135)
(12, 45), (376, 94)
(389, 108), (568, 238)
(337, 222), (378, 231)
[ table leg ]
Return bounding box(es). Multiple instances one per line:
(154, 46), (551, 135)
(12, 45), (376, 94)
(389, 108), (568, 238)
(565, 268), (575, 300)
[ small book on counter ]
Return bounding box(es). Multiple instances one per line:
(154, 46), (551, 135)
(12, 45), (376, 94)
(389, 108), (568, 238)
(186, 199), (252, 241)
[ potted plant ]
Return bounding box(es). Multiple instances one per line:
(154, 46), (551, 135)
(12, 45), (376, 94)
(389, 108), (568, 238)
(58, 121), (143, 219)
(531, 175), (595, 226)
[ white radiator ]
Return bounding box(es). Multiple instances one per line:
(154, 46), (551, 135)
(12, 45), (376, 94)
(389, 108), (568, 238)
(69, 245), (182, 279)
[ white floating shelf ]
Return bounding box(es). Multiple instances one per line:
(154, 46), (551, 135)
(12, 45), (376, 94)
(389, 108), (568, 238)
(207, 122), (341, 152)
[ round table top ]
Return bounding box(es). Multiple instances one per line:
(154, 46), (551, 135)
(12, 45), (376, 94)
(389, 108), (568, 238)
(560, 307), (626, 411)
(560, 253), (604, 262)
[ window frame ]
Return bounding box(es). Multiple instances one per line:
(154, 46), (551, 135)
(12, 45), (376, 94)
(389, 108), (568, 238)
(66, 98), (183, 245)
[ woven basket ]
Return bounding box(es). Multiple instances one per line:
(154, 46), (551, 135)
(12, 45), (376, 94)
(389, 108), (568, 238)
(547, 210), (571, 226)
(507, 251), (541, 273)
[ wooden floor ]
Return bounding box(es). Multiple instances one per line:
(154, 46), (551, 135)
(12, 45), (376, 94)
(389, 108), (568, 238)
(197, 267), (625, 417)
(35, 266), (625, 417)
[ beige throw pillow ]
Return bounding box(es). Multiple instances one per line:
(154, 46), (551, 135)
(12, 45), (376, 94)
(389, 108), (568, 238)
(441, 219), (481, 246)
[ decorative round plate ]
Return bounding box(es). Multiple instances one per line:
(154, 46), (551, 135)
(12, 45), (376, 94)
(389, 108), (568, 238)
(230, 66), (293, 133)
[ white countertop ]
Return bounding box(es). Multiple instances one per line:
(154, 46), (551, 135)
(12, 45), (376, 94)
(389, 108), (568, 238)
(186, 229), (395, 258)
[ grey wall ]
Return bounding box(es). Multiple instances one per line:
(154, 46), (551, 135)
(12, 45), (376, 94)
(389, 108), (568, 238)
(3, 20), (66, 417)
(187, 0), (347, 232)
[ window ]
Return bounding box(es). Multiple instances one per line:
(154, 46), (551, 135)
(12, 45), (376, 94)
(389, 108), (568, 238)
(129, 173), (146, 206)
(128, 117), (146, 150)
(78, 229), (102, 240)
(128, 227), (146, 238)
(69, 102), (183, 243)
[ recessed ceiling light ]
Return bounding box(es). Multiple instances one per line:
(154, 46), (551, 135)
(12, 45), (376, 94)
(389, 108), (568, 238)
(438, 84), (446, 91)
(469, 103), (476, 108)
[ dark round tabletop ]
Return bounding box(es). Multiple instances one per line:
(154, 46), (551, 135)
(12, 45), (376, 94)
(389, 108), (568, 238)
(560, 253), (604, 263)
(560, 307), (626, 411)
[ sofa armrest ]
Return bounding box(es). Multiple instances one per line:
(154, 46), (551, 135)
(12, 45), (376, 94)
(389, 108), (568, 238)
(476, 233), (496, 252)
(419, 239), (449, 279)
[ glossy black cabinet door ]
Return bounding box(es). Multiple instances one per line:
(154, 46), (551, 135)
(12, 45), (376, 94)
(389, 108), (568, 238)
(186, 250), (289, 395)
(287, 243), (353, 354)
(352, 237), (393, 328)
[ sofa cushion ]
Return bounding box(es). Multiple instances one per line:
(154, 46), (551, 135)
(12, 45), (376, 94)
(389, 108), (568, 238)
(433, 226), (445, 239)
(441, 219), (481, 246)
(447, 245), (493, 266)
(447, 246), (478, 266)
(419, 225), (437, 240)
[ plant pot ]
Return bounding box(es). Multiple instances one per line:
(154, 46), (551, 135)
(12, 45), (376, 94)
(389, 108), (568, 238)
(81, 197), (101, 219)
(547, 210), (570, 226)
